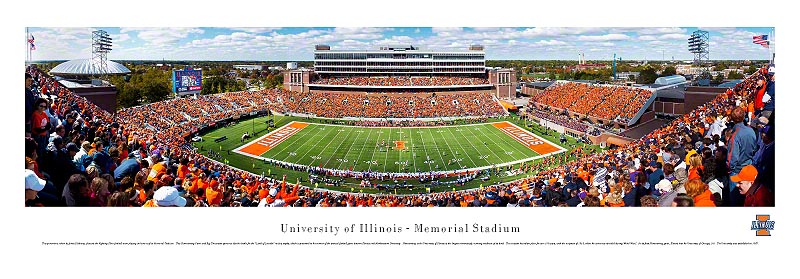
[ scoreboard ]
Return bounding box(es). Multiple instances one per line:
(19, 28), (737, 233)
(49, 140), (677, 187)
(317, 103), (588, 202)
(173, 69), (203, 94)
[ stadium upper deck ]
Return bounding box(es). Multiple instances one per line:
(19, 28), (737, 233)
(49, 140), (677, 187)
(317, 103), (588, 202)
(287, 45), (516, 98)
(313, 45), (485, 75)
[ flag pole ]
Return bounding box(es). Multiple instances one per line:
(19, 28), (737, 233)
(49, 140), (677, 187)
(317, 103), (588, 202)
(770, 30), (774, 64)
(26, 27), (29, 63)
(767, 32), (771, 64)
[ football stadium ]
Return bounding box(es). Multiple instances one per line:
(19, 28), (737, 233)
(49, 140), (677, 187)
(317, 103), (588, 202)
(24, 28), (775, 207)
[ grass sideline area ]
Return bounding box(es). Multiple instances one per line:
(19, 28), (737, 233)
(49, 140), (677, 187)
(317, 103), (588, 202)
(191, 115), (602, 194)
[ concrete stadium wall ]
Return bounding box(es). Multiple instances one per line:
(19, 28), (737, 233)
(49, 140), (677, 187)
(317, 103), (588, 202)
(654, 101), (685, 115)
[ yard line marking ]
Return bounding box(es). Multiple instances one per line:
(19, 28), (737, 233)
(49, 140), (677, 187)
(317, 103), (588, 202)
(324, 125), (357, 169)
(461, 124), (504, 165)
(317, 126), (351, 169)
(383, 126), (392, 173)
(426, 128), (448, 172)
(417, 127), (432, 172)
(443, 126), (479, 169)
(268, 125), (322, 162)
(349, 126), (373, 171)
(366, 127), (384, 172)
(296, 123), (340, 167)
(262, 121), (326, 160)
(474, 123), (531, 162)
(409, 127), (416, 172)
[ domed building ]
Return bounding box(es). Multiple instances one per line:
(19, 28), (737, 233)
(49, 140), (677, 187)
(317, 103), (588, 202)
(48, 59), (131, 112)
(50, 58), (131, 76)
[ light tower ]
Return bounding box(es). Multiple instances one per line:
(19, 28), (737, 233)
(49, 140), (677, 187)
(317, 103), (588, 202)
(92, 30), (113, 76)
(613, 53), (621, 80)
(688, 30), (709, 80)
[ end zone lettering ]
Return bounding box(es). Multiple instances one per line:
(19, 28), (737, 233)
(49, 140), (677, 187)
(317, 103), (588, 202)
(237, 122), (309, 156)
(500, 126), (544, 146)
(257, 127), (299, 147)
(491, 121), (562, 155)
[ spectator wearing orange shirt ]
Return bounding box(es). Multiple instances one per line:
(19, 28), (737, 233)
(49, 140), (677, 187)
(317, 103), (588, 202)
(685, 179), (715, 207)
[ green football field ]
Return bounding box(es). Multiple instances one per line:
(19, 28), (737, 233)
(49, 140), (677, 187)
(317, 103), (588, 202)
(241, 122), (545, 173)
(191, 115), (595, 193)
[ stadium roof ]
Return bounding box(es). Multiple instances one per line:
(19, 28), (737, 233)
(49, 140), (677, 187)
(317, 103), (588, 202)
(717, 79), (743, 88)
(524, 81), (554, 89)
(50, 59), (131, 76)
(654, 75), (687, 86)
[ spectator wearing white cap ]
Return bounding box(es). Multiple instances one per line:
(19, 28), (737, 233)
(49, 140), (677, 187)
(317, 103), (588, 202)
(143, 186), (187, 207)
(761, 65), (775, 120)
(25, 168), (46, 205)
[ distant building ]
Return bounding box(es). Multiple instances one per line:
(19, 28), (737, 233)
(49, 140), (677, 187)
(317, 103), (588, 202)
(676, 65), (702, 75)
(233, 65), (268, 71)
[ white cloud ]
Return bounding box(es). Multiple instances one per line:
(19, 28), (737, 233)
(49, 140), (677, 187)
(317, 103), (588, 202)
(333, 27), (389, 34)
(658, 33), (688, 40)
(520, 27), (605, 37)
(472, 27), (500, 32)
(124, 28), (205, 46)
(583, 41), (615, 47)
(335, 39), (371, 49)
(187, 32), (254, 48)
(638, 35), (657, 41)
(578, 34), (630, 41)
(372, 35), (415, 45)
(431, 27), (463, 33)
(228, 27), (281, 33)
(305, 28), (388, 43)
(635, 27), (687, 35)
(111, 33), (130, 43)
(699, 27), (737, 34)
(532, 39), (568, 47)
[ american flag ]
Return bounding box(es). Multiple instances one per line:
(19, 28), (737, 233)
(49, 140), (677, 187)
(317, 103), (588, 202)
(28, 34), (36, 50)
(753, 35), (769, 48)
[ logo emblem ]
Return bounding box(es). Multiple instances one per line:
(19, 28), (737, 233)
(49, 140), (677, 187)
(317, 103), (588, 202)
(394, 141), (406, 150)
(751, 215), (775, 236)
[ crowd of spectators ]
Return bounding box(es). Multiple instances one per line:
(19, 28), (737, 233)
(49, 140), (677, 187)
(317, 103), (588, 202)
(352, 117), (491, 127)
(531, 82), (652, 121)
(24, 63), (775, 207)
(271, 91), (506, 119)
(531, 110), (590, 133)
(592, 86), (653, 122)
(313, 76), (489, 86)
(353, 120), (443, 127)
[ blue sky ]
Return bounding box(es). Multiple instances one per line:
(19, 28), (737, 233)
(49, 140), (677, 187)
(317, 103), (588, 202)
(26, 27), (774, 61)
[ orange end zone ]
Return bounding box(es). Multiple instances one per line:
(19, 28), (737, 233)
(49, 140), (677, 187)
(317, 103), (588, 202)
(238, 122), (309, 156)
(492, 122), (562, 155)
